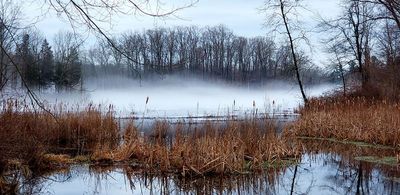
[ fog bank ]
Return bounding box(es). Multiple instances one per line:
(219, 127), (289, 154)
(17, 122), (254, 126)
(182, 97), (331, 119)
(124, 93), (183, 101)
(37, 76), (338, 118)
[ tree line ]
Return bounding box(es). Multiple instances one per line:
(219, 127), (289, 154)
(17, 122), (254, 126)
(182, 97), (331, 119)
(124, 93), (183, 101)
(89, 25), (324, 84)
(0, 25), (326, 91)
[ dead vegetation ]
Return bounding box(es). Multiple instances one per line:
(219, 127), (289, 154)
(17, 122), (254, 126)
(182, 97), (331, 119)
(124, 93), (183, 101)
(0, 100), (119, 175)
(0, 100), (300, 183)
(286, 95), (400, 148)
(108, 119), (300, 176)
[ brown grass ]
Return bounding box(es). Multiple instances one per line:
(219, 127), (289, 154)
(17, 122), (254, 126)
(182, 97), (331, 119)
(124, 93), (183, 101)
(106, 119), (300, 176)
(0, 100), (300, 178)
(0, 100), (120, 171)
(286, 96), (400, 148)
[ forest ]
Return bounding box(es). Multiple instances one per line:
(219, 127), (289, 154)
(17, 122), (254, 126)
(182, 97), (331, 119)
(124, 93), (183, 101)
(1, 26), (327, 92)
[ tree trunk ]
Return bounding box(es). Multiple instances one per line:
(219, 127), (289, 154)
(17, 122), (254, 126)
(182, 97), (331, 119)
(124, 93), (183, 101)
(279, 0), (308, 104)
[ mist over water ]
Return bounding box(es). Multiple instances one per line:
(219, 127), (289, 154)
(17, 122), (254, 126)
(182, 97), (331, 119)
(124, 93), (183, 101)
(35, 76), (338, 118)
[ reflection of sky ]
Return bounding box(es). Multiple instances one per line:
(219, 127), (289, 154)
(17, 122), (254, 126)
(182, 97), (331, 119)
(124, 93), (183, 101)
(40, 153), (400, 195)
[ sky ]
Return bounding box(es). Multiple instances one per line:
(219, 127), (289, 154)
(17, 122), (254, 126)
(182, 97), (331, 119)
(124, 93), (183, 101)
(28, 0), (341, 36)
(23, 0), (342, 64)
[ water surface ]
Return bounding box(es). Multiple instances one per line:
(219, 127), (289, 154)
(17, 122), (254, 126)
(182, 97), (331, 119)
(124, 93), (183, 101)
(18, 140), (400, 195)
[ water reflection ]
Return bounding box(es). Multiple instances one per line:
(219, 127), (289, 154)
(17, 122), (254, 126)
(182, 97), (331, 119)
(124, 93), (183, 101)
(6, 140), (397, 195)
(295, 140), (400, 195)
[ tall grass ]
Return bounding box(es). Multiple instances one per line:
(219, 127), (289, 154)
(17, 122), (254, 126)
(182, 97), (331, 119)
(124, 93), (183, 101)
(286, 96), (400, 148)
(0, 100), (120, 171)
(0, 100), (300, 178)
(107, 119), (300, 176)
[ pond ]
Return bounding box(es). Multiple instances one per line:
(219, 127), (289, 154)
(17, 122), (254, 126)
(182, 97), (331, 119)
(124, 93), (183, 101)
(16, 140), (400, 195)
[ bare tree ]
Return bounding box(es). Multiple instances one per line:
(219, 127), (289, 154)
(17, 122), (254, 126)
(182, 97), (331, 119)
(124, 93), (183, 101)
(376, 20), (400, 96)
(0, 0), (21, 90)
(327, 42), (349, 95)
(53, 31), (83, 90)
(320, 0), (375, 90)
(147, 28), (167, 76)
(232, 37), (248, 81)
(263, 0), (309, 103)
(359, 0), (400, 29)
(91, 39), (113, 75)
(167, 28), (177, 73)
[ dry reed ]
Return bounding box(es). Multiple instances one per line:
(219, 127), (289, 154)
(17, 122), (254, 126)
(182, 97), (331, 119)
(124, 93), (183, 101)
(107, 119), (300, 176)
(0, 99), (300, 178)
(0, 99), (120, 171)
(286, 96), (400, 148)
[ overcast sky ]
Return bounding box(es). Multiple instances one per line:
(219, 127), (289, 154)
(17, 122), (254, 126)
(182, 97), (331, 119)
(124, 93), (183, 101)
(24, 0), (342, 64)
(28, 0), (341, 36)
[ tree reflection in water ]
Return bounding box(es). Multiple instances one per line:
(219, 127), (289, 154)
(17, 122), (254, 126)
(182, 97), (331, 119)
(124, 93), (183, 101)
(3, 140), (400, 194)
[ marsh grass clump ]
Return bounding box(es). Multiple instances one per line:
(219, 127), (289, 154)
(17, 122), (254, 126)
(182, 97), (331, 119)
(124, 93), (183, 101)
(0, 100), (120, 173)
(286, 96), (400, 148)
(110, 119), (301, 176)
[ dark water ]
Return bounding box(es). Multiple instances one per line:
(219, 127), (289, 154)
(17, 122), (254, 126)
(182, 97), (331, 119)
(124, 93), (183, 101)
(13, 140), (400, 195)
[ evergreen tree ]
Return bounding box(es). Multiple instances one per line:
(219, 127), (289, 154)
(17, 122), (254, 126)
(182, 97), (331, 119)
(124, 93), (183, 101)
(18, 33), (39, 87)
(38, 39), (54, 87)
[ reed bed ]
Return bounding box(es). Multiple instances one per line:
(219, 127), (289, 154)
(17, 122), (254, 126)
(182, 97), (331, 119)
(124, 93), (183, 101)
(0, 99), (300, 179)
(286, 96), (400, 148)
(0, 100), (119, 172)
(102, 119), (300, 176)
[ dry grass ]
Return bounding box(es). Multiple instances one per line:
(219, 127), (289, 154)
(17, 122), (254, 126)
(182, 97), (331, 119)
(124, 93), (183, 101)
(286, 96), (400, 148)
(0, 100), (120, 171)
(107, 119), (300, 176)
(0, 100), (300, 178)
